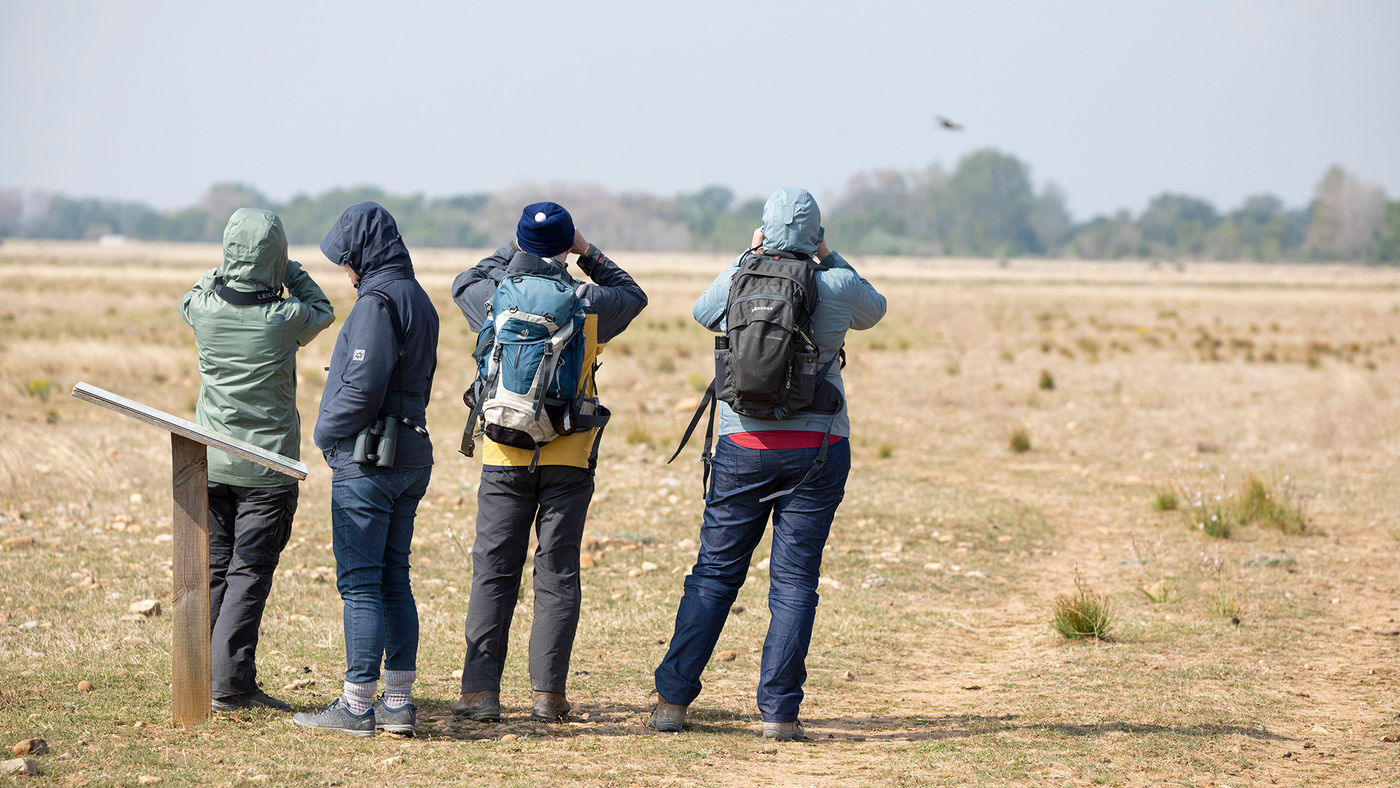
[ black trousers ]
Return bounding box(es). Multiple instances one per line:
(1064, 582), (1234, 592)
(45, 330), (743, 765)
(461, 466), (594, 694)
(208, 482), (297, 699)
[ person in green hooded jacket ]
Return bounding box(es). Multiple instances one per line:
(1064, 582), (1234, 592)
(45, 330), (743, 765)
(179, 208), (335, 711)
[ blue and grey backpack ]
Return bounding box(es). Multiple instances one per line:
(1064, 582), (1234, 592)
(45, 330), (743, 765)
(460, 272), (609, 469)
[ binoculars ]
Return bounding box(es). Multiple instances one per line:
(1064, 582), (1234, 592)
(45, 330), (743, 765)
(352, 416), (399, 467)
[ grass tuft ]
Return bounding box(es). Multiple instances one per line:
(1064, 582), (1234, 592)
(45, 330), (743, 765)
(26, 377), (52, 401)
(1052, 569), (1114, 640)
(1238, 475), (1306, 534)
(1152, 489), (1179, 512)
(1190, 500), (1238, 539)
(1179, 473), (1305, 538)
(1136, 580), (1176, 603)
(1009, 428), (1031, 453)
(1207, 590), (1242, 620)
(1038, 369), (1055, 390)
(1129, 537), (1175, 603)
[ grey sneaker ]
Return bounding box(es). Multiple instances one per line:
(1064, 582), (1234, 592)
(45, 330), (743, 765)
(212, 689), (292, 713)
(373, 699), (416, 736)
(762, 720), (807, 742)
(649, 697), (688, 733)
(451, 690), (501, 722)
(292, 697), (375, 737)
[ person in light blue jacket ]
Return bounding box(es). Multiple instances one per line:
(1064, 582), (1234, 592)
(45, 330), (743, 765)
(652, 187), (886, 741)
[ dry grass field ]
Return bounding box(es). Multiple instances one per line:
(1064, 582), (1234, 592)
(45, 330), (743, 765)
(1, 240), (1399, 786)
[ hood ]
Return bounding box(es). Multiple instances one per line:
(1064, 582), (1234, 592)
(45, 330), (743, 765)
(760, 187), (823, 255)
(320, 201), (413, 282)
(220, 208), (288, 291)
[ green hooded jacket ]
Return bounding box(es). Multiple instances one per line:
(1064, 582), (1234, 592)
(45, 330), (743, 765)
(179, 209), (335, 486)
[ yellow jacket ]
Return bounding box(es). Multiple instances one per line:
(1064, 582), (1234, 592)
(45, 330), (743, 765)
(480, 314), (605, 469)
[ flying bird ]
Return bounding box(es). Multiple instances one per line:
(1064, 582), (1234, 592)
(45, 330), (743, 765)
(935, 115), (964, 131)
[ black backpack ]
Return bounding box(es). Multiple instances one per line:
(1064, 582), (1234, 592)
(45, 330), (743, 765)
(671, 249), (843, 501)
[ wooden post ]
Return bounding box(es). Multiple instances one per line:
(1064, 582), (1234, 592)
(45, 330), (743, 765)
(72, 382), (306, 728)
(170, 434), (211, 728)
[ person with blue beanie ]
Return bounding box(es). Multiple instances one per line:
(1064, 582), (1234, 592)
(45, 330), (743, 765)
(449, 201), (647, 723)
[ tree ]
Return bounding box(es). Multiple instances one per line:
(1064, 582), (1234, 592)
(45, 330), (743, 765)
(1030, 183), (1072, 255)
(194, 182), (275, 241)
(1136, 193), (1220, 256)
(831, 169), (925, 254)
(1225, 194), (1288, 261)
(1067, 211), (1143, 260)
(677, 186), (734, 236)
(1305, 165), (1388, 261)
(1370, 202), (1400, 263)
(0, 190), (24, 237)
(942, 149), (1039, 255)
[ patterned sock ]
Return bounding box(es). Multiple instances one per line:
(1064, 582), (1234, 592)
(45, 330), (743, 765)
(342, 680), (377, 715)
(383, 670), (415, 709)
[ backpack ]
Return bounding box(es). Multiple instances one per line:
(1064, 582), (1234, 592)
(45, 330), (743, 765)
(671, 249), (843, 501)
(460, 272), (609, 470)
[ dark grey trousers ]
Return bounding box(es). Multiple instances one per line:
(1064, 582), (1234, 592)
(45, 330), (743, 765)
(208, 482), (297, 699)
(461, 466), (594, 694)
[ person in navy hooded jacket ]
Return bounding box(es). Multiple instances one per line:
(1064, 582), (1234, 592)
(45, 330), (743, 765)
(292, 202), (439, 737)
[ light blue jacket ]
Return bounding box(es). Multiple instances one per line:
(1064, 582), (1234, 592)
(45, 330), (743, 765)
(693, 188), (887, 437)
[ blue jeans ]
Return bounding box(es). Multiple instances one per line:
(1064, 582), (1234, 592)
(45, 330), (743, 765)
(654, 436), (850, 722)
(330, 466), (431, 684)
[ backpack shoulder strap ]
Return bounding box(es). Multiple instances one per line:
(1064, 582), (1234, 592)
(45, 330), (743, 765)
(360, 289), (414, 428)
(361, 290), (404, 358)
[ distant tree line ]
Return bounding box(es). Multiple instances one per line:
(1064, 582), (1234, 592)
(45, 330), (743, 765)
(3, 149), (1398, 263)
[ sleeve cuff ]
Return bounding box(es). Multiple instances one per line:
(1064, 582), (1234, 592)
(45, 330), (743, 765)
(578, 243), (607, 275)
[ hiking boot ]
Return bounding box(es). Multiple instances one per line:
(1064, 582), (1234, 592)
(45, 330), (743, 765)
(373, 698), (416, 736)
(762, 720), (807, 742)
(451, 690), (501, 722)
(291, 697), (375, 737)
(649, 696), (688, 733)
(211, 688), (292, 713)
(530, 691), (572, 722)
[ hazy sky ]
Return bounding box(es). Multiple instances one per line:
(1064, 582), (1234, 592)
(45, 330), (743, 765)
(2, 0), (1397, 220)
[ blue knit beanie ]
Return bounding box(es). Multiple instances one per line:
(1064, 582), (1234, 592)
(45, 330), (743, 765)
(516, 202), (575, 258)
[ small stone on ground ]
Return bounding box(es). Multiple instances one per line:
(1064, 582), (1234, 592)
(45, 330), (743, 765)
(11, 739), (46, 757)
(0, 758), (38, 776)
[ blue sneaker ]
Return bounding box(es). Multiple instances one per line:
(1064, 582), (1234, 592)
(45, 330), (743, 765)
(292, 697), (375, 737)
(373, 698), (416, 736)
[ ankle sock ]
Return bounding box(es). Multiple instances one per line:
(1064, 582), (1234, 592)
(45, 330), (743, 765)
(383, 670), (415, 709)
(342, 680), (376, 715)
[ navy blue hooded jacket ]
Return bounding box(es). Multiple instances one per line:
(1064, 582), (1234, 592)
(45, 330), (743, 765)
(313, 202), (440, 480)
